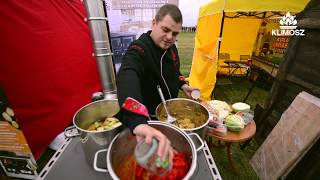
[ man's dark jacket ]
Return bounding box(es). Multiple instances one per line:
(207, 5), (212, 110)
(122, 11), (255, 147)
(116, 31), (186, 131)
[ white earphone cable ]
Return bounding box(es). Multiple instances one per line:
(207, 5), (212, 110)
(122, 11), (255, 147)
(160, 50), (172, 99)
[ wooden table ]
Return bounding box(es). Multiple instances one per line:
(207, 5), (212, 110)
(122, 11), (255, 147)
(206, 121), (256, 175)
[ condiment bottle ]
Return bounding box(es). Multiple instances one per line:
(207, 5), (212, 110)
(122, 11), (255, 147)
(134, 138), (171, 176)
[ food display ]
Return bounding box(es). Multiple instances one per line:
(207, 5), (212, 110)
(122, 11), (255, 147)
(231, 102), (250, 113)
(86, 117), (122, 131)
(225, 114), (245, 132)
(207, 100), (232, 119)
(207, 100), (253, 134)
(236, 111), (254, 125)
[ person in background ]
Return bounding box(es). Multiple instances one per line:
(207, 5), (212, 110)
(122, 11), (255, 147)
(116, 4), (198, 163)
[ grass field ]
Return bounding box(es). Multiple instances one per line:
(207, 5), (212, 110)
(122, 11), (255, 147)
(177, 32), (195, 77)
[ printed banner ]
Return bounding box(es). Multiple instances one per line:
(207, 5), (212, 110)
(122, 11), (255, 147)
(112, 0), (178, 9)
(253, 12), (302, 65)
(104, 0), (179, 70)
(0, 88), (37, 179)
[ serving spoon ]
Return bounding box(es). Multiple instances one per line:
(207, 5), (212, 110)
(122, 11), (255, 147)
(157, 85), (177, 123)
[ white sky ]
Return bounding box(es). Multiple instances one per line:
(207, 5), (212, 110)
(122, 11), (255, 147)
(179, 0), (212, 26)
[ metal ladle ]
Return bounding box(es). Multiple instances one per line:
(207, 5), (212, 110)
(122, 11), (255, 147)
(157, 85), (177, 123)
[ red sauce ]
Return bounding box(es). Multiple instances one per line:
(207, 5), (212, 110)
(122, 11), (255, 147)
(116, 152), (190, 180)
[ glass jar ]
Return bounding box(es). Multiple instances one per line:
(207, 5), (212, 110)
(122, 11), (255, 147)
(191, 89), (201, 100)
(134, 138), (171, 176)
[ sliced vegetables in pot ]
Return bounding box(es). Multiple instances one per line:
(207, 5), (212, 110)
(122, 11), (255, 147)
(87, 117), (122, 131)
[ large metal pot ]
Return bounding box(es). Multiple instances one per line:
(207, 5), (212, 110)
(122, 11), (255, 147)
(64, 99), (123, 167)
(94, 121), (202, 180)
(155, 98), (209, 139)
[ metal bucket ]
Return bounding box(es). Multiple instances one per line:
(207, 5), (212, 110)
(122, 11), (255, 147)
(64, 99), (123, 167)
(155, 98), (210, 139)
(94, 121), (202, 179)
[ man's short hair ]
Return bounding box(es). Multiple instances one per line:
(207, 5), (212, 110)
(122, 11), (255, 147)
(155, 4), (183, 24)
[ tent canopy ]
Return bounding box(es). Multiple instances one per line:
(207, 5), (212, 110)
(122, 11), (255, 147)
(199, 0), (308, 16)
(189, 0), (309, 100)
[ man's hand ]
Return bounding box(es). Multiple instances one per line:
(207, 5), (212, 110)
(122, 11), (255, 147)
(133, 124), (174, 163)
(181, 84), (199, 99)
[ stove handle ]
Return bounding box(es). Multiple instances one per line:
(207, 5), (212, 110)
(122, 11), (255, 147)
(64, 126), (80, 138)
(188, 133), (204, 152)
(93, 149), (108, 173)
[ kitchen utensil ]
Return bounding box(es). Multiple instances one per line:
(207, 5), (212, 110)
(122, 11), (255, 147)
(93, 121), (202, 179)
(156, 85), (176, 123)
(134, 138), (171, 176)
(64, 99), (123, 167)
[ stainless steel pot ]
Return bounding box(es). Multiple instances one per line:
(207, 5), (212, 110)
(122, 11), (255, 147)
(94, 121), (202, 180)
(155, 98), (210, 139)
(64, 99), (123, 167)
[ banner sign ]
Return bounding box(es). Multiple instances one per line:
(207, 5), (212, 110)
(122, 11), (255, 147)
(112, 0), (178, 9)
(272, 36), (289, 54)
(105, 0), (179, 71)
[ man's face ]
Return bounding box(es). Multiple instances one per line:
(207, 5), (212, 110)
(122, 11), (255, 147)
(150, 15), (182, 50)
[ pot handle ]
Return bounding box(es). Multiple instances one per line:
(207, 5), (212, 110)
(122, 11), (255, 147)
(93, 149), (108, 173)
(64, 126), (80, 138)
(188, 133), (204, 152)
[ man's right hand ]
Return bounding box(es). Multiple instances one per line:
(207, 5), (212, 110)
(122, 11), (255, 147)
(133, 124), (174, 163)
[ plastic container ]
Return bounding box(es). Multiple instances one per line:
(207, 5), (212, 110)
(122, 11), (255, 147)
(134, 138), (171, 176)
(208, 122), (227, 136)
(207, 115), (227, 136)
(236, 111), (254, 125)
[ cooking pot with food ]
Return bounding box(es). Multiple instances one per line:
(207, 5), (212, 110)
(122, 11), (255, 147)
(64, 99), (123, 167)
(155, 98), (209, 139)
(94, 121), (200, 180)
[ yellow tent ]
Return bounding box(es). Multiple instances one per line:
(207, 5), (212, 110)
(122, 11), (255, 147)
(188, 0), (309, 100)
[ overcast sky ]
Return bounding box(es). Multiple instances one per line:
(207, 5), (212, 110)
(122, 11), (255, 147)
(179, 0), (212, 26)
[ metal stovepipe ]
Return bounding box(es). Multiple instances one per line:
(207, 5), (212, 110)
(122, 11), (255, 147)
(83, 0), (117, 99)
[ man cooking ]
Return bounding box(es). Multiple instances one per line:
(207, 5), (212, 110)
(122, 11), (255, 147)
(116, 4), (197, 164)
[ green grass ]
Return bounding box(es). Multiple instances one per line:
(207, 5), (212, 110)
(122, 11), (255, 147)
(214, 77), (269, 109)
(209, 138), (260, 180)
(178, 32), (195, 77)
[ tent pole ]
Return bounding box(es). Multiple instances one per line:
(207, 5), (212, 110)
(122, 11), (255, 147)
(217, 11), (225, 59)
(210, 11), (225, 100)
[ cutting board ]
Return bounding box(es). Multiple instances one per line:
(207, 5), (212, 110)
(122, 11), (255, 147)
(250, 91), (320, 180)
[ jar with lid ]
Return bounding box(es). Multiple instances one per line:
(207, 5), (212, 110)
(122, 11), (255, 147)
(191, 89), (201, 100)
(134, 138), (171, 176)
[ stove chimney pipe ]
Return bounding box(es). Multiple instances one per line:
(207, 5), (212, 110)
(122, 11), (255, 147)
(83, 0), (117, 99)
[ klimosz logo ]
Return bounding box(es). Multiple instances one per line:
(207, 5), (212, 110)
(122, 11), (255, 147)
(272, 12), (305, 36)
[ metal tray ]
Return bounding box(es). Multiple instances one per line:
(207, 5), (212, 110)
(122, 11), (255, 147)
(37, 137), (221, 180)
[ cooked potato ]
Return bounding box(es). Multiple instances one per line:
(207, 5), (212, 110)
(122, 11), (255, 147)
(86, 117), (122, 131)
(159, 107), (206, 129)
